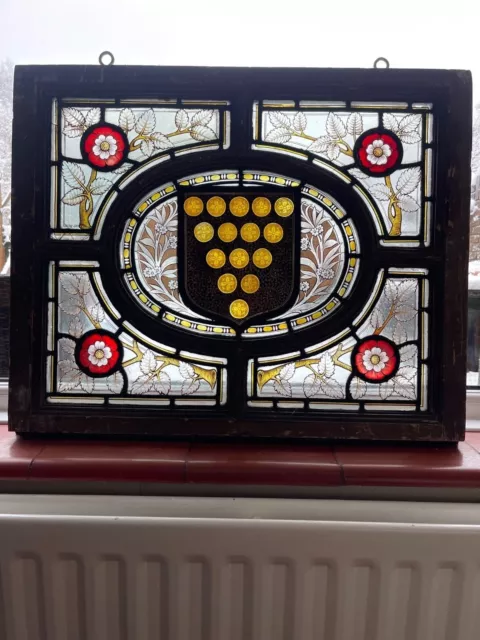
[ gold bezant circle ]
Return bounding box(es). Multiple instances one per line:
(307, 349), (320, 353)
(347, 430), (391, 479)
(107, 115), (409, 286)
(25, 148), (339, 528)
(218, 222), (238, 243)
(229, 248), (250, 269)
(184, 196), (204, 216)
(253, 248), (273, 269)
(206, 196), (226, 217)
(194, 222), (214, 243)
(263, 222), (284, 244)
(241, 274), (260, 294)
(229, 196), (250, 217)
(274, 197), (294, 217)
(230, 299), (249, 319)
(206, 248), (226, 269)
(240, 222), (261, 243)
(252, 197), (271, 217)
(218, 273), (237, 294)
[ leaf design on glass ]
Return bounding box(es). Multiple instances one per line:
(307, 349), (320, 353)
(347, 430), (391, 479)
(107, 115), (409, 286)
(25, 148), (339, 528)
(265, 128), (292, 144)
(396, 167), (421, 195)
(393, 375), (416, 399)
(60, 338), (76, 358)
(89, 178), (112, 196)
(63, 108), (87, 137)
(140, 349), (157, 375)
(303, 374), (321, 398)
(278, 362), (295, 381)
(140, 138), (155, 157)
(383, 113), (399, 133)
(369, 308), (383, 331)
(397, 280), (417, 303)
(112, 163), (132, 175)
(268, 111), (291, 129)
(400, 344), (417, 363)
(368, 184), (391, 201)
(384, 281), (399, 304)
(119, 108), (136, 132)
(80, 373), (95, 394)
(181, 378), (200, 396)
(179, 361), (195, 380)
(61, 273), (82, 295)
(191, 110), (214, 127)
(175, 109), (189, 130)
(62, 188), (86, 206)
(379, 381), (394, 400)
(58, 360), (82, 391)
(150, 132), (174, 149)
(273, 379), (292, 397)
(135, 109), (156, 136)
(396, 114), (422, 143)
(397, 195), (419, 212)
(154, 372), (171, 395)
(60, 299), (83, 315)
(308, 136), (331, 153)
(63, 163), (86, 189)
(397, 365), (416, 380)
(394, 305), (417, 322)
(68, 317), (83, 338)
(318, 377), (343, 399)
(76, 274), (90, 296)
(85, 108), (101, 128)
(326, 142), (341, 161)
(346, 112), (364, 137)
(317, 353), (334, 378)
(326, 113), (346, 140)
(393, 321), (408, 344)
(89, 304), (105, 324)
(292, 112), (307, 133)
(106, 372), (123, 394)
(131, 374), (155, 394)
(350, 377), (367, 399)
(190, 126), (217, 142)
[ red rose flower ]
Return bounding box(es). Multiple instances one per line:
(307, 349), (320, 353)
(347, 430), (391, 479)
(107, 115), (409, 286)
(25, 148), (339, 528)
(83, 125), (126, 169)
(357, 131), (400, 174)
(77, 332), (121, 376)
(354, 338), (397, 382)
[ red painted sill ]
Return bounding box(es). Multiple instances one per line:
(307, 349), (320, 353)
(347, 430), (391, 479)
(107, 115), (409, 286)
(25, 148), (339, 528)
(2, 425), (480, 488)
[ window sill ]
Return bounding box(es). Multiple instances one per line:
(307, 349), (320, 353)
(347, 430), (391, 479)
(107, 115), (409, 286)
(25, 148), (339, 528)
(2, 424), (480, 489)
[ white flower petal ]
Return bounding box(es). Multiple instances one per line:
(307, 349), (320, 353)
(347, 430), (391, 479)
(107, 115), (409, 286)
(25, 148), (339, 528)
(382, 144), (392, 157)
(379, 353), (389, 363)
(372, 139), (384, 147)
(367, 155), (379, 165)
(363, 362), (374, 371)
(103, 346), (112, 360)
(377, 155), (388, 165)
(88, 345), (96, 355)
(94, 341), (105, 350)
(97, 357), (108, 367)
(371, 347), (382, 355)
(92, 145), (102, 156)
(95, 135), (106, 144)
(366, 144), (374, 155)
(99, 151), (110, 159)
(88, 354), (97, 364)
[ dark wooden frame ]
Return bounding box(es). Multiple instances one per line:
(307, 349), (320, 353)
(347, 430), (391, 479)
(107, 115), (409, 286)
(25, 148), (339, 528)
(9, 65), (471, 441)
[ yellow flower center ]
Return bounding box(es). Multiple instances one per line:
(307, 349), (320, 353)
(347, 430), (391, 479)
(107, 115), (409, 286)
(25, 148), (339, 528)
(370, 354), (380, 365)
(94, 349), (105, 360)
(373, 147), (383, 157)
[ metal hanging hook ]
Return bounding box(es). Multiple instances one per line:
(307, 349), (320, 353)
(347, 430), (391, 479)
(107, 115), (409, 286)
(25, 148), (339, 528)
(99, 51), (115, 66)
(373, 57), (390, 69)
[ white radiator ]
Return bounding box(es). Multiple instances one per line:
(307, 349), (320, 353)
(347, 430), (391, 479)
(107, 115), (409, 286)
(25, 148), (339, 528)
(0, 496), (479, 640)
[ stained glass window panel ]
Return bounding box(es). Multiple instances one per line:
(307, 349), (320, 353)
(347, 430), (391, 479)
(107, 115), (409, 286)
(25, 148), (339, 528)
(10, 66), (471, 441)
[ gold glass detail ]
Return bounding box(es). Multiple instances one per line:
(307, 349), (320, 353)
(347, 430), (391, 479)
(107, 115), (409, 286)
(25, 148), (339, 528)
(274, 197), (294, 217)
(218, 273), (237, 294)
(206, 248), (226, 269)
(229, 196), (250, 217)
(230, 299), (249, 319)
(240, 223), (260, 243)
(253, 248), (273, 269)
(184, 196), (204, 216)
(263, 222), (284, 243)
(229, 248), (250, 269)
(218, 222), (238, 243)
(206, 196), (226, 217)
(252, 197), (271, 217)
(194, 222), (214, 243)
(241, 274), (260, 294)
